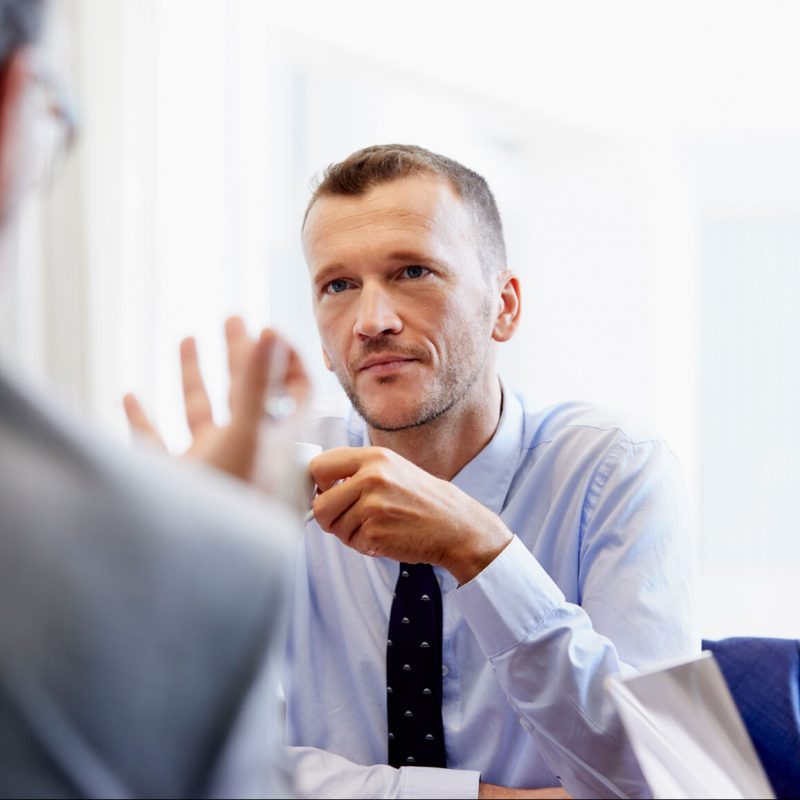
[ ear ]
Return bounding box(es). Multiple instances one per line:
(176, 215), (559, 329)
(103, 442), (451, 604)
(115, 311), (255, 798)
(321, 346), (334, 372)
(0, 48), (33, 222)
(491, 270), (521, 343)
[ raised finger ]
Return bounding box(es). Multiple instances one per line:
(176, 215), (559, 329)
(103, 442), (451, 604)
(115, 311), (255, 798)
(232, 328), (274, 426)
(122, 393), (166, 450)
(180, 336), (214, 434)
(283, 345), (312, 407)
(236, 329), (311, 423)
(225, 316), (254, 408)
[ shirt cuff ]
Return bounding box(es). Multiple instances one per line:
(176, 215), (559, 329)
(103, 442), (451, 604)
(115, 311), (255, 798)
(454, 535), (566, 658)
(398, 766), (480, 799)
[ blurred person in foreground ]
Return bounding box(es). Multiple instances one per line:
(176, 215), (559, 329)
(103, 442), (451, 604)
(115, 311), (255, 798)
(0, 1), (307, 796)
(130, 146), (699, 799)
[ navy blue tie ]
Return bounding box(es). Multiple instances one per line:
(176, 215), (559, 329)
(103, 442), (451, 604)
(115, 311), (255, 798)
(386, 562), (447, 768)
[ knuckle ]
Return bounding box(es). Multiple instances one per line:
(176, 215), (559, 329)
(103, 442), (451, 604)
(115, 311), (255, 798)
(361, 467), (384, 491)
(378, 447), (397, 466)
(369, 446), (394, 466)
(359, 525), (384, 553)
(360, 528), (378, 549)
(362, 496), (384, 517)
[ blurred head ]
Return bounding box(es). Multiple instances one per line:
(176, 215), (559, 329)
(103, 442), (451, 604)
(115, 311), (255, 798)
(0, 0), (69, 230)
(302, 146), (520, 433)
(0, 1), (44, 61)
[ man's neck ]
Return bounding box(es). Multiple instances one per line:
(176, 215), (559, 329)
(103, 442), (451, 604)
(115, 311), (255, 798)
(368, 375), (503, 481)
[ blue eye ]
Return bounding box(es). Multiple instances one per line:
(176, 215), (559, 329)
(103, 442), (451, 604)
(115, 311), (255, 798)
(402, 266), (429, 279)
(326, 278), (351, 294)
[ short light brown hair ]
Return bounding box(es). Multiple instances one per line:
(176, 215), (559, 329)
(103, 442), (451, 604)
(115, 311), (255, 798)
(303, 144), (507, 273)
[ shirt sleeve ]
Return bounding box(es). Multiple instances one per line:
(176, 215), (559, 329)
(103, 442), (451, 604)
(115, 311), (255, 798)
(285, 746), (480, 799)
(454, 438), (698, 799)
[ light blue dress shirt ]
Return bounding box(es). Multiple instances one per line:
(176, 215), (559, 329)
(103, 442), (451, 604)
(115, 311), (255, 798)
(285, 387), (699, 799)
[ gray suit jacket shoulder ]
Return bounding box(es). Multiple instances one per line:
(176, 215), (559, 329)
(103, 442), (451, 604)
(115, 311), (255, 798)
(0, 371), (295, 798)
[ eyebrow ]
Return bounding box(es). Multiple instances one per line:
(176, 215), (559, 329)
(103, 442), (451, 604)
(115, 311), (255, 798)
(312, 264), (347, 288)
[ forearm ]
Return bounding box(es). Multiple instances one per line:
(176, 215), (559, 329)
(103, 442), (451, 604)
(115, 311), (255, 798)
(457, 434), (698, 798)
(456, 538), (650, 799)
(490, 608), (647, 799)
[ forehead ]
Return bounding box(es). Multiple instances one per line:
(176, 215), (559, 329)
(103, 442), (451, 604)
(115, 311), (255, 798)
(302, 174), (477, 269)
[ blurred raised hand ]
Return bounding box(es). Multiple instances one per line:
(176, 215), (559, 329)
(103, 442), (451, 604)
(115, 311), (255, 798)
(124, 316), (311, 486)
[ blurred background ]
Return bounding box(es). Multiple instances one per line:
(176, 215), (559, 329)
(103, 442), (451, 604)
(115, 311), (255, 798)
(1, 0), (798, 639)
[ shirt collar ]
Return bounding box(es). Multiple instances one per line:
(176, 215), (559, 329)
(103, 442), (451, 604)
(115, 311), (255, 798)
(450, 378), (523, 515)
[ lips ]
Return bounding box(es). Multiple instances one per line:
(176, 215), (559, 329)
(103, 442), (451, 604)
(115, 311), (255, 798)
(358, 355), (417, 373)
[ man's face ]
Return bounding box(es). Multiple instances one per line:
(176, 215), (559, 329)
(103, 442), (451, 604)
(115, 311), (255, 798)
(303, 174), (498, 431)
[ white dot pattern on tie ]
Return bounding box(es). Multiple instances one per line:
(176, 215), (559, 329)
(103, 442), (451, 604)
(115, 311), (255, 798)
(386, 562), (447, 768)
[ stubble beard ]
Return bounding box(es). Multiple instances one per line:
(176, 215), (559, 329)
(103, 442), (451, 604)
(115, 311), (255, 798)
(333, 301), (494, 433)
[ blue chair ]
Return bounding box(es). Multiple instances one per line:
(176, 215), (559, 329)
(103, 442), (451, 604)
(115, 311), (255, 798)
(702, 637), (800, 799)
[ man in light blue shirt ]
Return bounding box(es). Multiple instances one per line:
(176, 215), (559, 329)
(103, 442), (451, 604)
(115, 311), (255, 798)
(132, 143), (698, 798)
(286, 144), (698, 799)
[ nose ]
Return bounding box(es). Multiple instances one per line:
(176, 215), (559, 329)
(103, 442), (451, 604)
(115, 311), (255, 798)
(353, 282), (403, 339)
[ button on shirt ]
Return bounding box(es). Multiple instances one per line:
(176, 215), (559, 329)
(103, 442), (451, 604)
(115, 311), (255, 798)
(285, 387), (699, 799)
